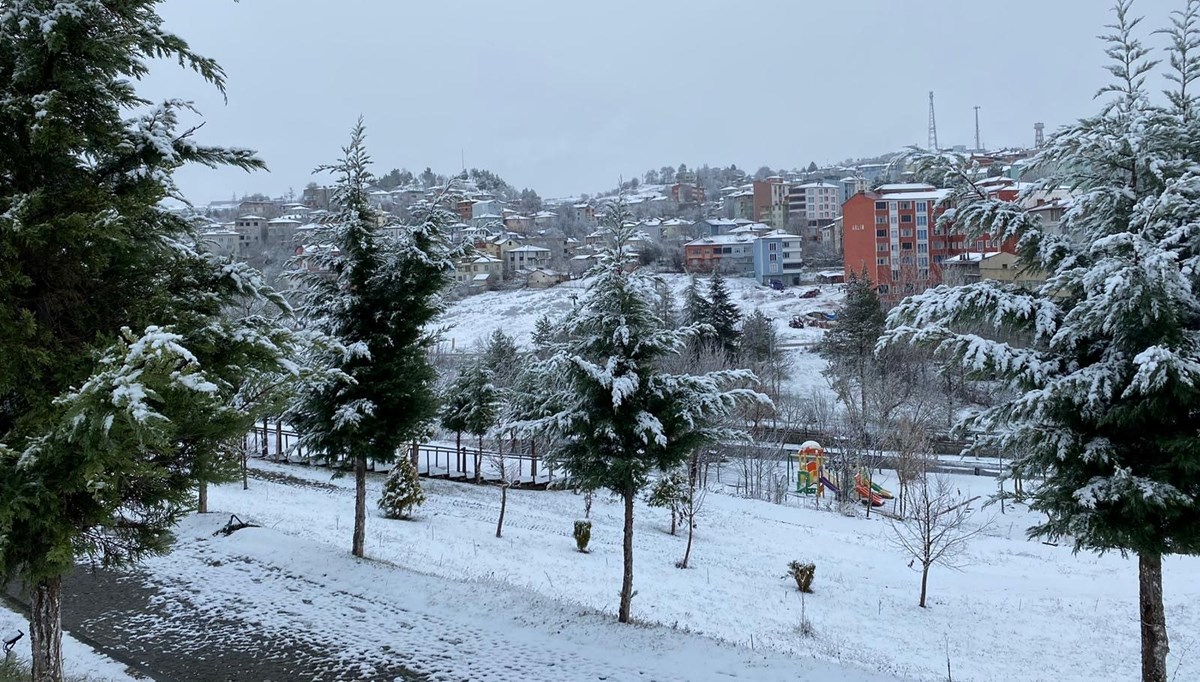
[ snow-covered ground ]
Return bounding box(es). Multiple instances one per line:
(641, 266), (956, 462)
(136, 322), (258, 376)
(1, 604), (137, 681)
(199, 459), (1199, 682)
(438, 272), (840, 400)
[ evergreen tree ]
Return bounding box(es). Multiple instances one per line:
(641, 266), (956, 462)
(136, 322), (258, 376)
(0, 4), (287, 679)
(654, 280), (679, 330)
(883, 4), (1200, 679)
(740, 309), (787, 397)
(440, 360), (500, 483)
(508, 199), (769, 623)
(287, 120), (456, 558)
(482, 329), (522, 389)
(531, 314), (557, 356)
(682, 274), (710, 325)
(819, 270), (886, 418)
(378, 456), (426, 520)
(705, 271), (742, 359)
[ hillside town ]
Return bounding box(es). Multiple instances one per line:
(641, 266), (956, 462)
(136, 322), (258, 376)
(191, 127), (1056, 302)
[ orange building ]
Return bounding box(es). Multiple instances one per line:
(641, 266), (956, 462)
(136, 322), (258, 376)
(841, 183), (1013, 299)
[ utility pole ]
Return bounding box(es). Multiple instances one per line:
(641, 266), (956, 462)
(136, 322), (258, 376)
(928, 91), (939, 152)
(974, 106), (982, 151)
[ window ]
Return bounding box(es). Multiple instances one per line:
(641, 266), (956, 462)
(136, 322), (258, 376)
(917, 215), (928, 226)
(876, 215), (888, 225)
(877, 284), (890, 294)
(918, 256), (929, 267)
(769, 242), (778, 251)
(783, 241), (792, 248)
(917, 229), (928, 240)
(933, 240), (945, 250)
(917, 243), (928, 253)
(877, 257), (888, 265)
(890, 228), (898, 239)
(722, 247), (732, 254)
(900, 201), (911, 210)
(876, 243), (888, 252)
(769, 253), (777, 262)
(901, 229), (913, 237)
(901, 242), (913, 250)
(918, 268), (930, 279)
(901, 256), (914, 265)
(916, 201), (927, 212)
(901, 214), (912, 223)
(875, 201), (888, 210)
(890, 201), (898, 210)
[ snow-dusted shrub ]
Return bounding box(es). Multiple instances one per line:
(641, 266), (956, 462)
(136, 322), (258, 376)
(787, 560), (815, 593)
(378, 457), (426, 520)
(573, 519), (592, 553)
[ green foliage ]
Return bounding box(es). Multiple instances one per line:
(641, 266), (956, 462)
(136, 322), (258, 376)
(787, 560), (816, 593)
(481, 329), (522, 388)
(439, 361), (500, 440)
(705, 271), (742, 358)
(819, 271), (887, 414)
(378, 456), (426, 519)
(645, 470), (687, 511)
(573, 519), (593, 553)
(740, 309), (778, 364)
(287, 120), (458, 468)
(886, 1), (1200, 560)
(0, 0), (290, 591)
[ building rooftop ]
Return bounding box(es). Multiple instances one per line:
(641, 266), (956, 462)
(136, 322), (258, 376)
(876, 183), (936, 193)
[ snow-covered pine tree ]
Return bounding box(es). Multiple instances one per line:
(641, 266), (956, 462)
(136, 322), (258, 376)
(682, 274), (710, 326)
(882, 3), (1200, 679)
(439, 360), (500, 483)
(531, 313), (557, 355)
(0, 4), (290, 680)
(378, 455), (426, 520)
(508, 197), (770, 623)
(819, 270), (886, 419)
(482, 329), (522, 389)
(705, 270), (742, 359)
(287, 120), (457, 558)
(645, 469), (687, 535)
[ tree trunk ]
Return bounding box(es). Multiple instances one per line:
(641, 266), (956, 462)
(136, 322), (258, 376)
(680, 511), (695, 569)
(496, 484), (508, 538)
(455, 431), (462, 473)
(618, 487), (636, 623)
(669, 508), (677, 536)
(1139, 552), (1169, 682)
(475, 435), (483, 484)
(919, 563), (929, 608)
(198, 480), (209, 514)
(352, 454), (367, 558)
(241, 449), (248, 490)
(275, 420), (283, 461)
(30, 575), (63, 682)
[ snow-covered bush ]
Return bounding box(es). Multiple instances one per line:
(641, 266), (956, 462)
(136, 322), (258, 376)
(378, 457), (426, 520)
(787, 560), (816, 593)
(573, 520), (592, 553)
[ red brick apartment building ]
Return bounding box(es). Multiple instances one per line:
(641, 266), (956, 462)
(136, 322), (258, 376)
(842, 182), (1015, 298)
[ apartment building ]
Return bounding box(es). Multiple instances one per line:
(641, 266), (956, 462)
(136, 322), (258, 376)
(786, 182), (841, 240)
(841, 183), (1015, 298)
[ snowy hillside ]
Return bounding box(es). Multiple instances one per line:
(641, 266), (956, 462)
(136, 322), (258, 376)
(438, 273), (841, 398)
(197, 460), (1200, 682)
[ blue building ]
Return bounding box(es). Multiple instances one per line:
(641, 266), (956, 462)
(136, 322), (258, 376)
(751, 230), (805, 287)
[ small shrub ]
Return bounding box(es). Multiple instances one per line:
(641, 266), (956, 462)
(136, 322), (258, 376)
(787, 560), (816, 593)
(573, 519), (592, 553)
(378, 457), (426, 519)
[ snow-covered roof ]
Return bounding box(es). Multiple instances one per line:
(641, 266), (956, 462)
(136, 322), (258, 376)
(508, 245), (551, 253)
(268, 218), (301, 225)
(876, 189), (952, 201)
(944, 251), (1002, 263)
(471, 273), (492, 282)
(876, 183), (935, 192)
(685, 234), (755, 247)
(237, 214), (263, 221)
(473, 255), (502, 263)
(761, 229), (800, 239)
(791, 182), (839, 189)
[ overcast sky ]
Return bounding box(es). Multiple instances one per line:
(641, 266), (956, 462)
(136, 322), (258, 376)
(143, 0), (1181, 204)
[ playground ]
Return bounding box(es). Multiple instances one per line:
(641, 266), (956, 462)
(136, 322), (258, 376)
(793, 440), (895, 508)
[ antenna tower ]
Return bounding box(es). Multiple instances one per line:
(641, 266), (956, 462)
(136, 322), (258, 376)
(974, 106), (981, 151)
(928, 91), (939, 151)
(1034, 122), (1045, 148)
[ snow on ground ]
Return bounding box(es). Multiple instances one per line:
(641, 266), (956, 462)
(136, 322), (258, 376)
(132, 511), (898, 682)
(1, 604), (137, 681)
(438, 272), (840, 400)
(204, 459), (1200, 682)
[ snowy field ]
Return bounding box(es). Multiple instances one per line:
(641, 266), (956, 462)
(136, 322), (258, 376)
(191, 459), (1199, 682)
(437, 273), (841, 400)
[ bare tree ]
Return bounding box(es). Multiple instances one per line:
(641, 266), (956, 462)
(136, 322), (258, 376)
(676, 452), (708, 568)
(888, 476), (989, 607)
(889, 416), (933, 518)
(487, 436), (523, 538)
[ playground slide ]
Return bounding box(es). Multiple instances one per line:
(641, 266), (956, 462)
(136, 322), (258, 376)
(818, 475), (840, 495)
(854, 482), (885, 507)
(869, 481), (895, 499)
